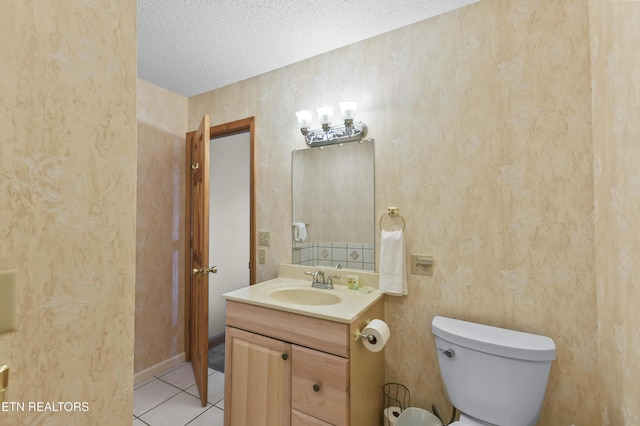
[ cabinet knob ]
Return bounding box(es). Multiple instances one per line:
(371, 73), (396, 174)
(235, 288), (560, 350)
(281, 353), (288, 360)
(313, 384), (320, 392)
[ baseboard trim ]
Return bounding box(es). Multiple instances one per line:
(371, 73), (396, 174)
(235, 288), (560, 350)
(208, 331), (225, 349)
(134, 352), (186, 386)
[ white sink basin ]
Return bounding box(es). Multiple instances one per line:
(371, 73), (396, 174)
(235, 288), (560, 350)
(269, 288), (341, 305)
(222, 273), (384, 323)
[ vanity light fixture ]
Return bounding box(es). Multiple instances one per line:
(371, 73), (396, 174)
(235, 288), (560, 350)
(295, 99), (368, 147)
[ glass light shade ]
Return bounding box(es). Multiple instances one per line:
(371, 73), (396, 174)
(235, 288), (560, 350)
(295, 110), (313, 129)
(339, 99), (357, 121)
(316, 105), (334, 125)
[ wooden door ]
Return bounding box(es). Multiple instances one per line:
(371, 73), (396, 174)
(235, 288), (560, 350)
(188, 114), (212, 406)
(224, 326), (292, 426)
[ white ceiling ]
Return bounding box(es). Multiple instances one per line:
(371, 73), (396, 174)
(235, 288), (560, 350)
(137, 0), (479, 97)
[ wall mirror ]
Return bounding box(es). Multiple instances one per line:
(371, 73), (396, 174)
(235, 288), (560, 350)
(292, 140), (375, 271)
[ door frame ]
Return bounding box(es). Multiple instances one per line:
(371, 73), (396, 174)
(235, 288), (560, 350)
(185, 116), (257, 361)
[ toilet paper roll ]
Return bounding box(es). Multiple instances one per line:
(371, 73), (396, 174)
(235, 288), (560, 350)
(384, 406), (402, 425)
(362, 319), (390, 352)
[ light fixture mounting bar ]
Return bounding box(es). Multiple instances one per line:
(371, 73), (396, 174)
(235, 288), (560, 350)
(303, 121), (368, 147)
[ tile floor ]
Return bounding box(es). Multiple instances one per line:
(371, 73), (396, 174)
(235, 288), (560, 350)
(133, 363), (224, 425)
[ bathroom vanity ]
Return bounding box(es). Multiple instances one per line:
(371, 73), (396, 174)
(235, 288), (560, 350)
(223, 266), (385, 426)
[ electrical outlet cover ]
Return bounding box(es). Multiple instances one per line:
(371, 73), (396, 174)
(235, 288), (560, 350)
(409, 255), (433, 276)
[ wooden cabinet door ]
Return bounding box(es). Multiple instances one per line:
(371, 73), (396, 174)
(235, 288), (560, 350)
(224, 326), (292, 426)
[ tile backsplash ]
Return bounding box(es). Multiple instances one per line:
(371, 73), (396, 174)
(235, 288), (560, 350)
(293, 242), (375, 271)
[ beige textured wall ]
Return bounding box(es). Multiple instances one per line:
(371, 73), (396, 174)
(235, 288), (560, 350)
(590, 1), (640, 424)
(135, 79), (188, 373)
(187, 1), (600, 424)
(0, 1), (136, 424)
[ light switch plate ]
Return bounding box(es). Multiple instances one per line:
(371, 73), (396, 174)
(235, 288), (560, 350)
(258, 231), (270, 247)
(258, 249), (266, 264)
(0, 270), (17, 335)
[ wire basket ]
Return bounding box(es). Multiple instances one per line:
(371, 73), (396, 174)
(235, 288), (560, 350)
(383, 382), (410, 425)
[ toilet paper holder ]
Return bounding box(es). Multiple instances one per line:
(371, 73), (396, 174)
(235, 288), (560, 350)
(354, 319), (378, 344)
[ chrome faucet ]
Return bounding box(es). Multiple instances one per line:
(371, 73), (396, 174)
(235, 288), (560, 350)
(305, 270), (339, 290)
(326, 274), (340, 288)
(313, 270), (325, 285)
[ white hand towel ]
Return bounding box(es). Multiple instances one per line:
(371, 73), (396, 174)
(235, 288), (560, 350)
(293, 222), (307, 242)
(379, 230), (407, 296)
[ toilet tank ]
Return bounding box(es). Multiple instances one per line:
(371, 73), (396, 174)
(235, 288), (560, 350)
(432, 316), (556, 426)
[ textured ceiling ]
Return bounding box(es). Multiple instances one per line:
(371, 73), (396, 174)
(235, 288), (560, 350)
(137, 0), (479, 97)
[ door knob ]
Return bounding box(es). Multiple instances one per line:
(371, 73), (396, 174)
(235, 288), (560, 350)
(0, 365), (8, 403)
(192, 266), (218, 275)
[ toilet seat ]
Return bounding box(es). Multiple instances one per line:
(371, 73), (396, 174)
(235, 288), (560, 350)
(449, 413), (494, 426)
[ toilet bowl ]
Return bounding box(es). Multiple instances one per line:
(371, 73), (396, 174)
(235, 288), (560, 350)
(432, 316), (556, 426)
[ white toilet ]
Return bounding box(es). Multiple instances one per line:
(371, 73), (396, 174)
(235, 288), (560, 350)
(431, 316), (556, 426)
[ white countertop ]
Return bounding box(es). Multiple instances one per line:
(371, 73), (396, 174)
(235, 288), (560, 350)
(222, 276), (384, 323)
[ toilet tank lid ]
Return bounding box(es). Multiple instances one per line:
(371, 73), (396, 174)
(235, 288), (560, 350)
(432, 316), (556, 361)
